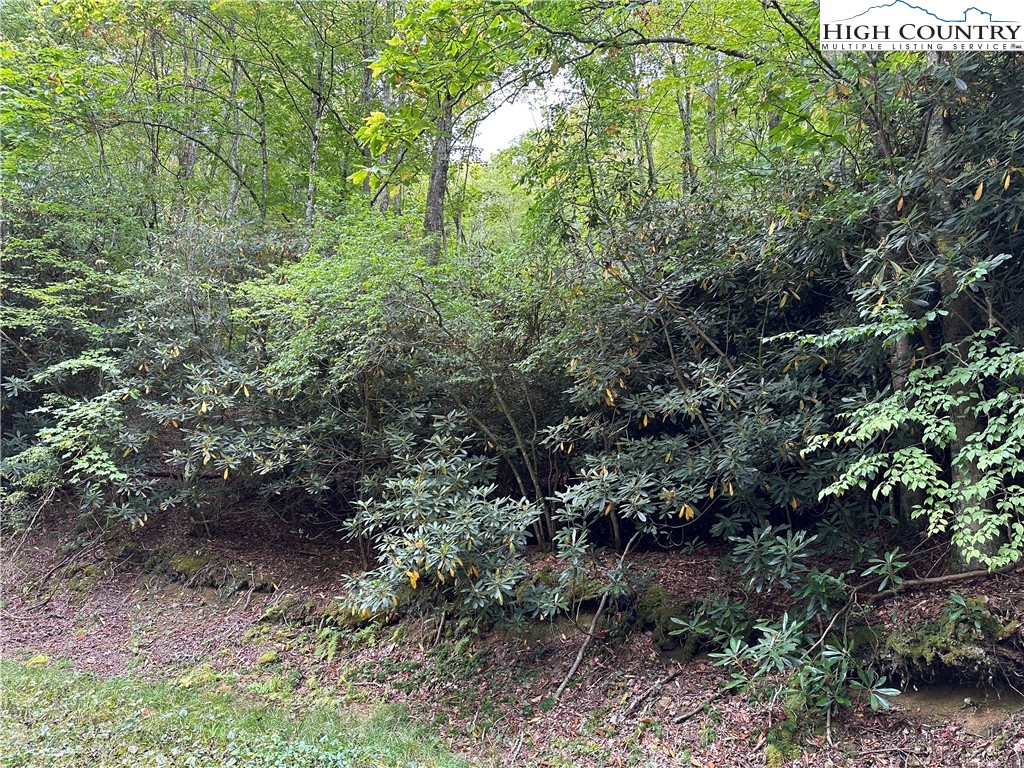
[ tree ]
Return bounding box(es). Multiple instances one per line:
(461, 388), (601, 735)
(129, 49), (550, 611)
(359, 0), (531, 259)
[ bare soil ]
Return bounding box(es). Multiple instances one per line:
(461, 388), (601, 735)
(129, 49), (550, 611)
(2, 508), (1023, 768)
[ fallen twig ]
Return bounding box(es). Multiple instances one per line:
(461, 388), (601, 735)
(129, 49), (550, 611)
(865, 561), (1024, 604)
(623, 666), (684, 717)
(858, 746), (929, 756)
(508, 731), (525, 765)
(553, 532), (642, 702)
(673, 691), (723, 724)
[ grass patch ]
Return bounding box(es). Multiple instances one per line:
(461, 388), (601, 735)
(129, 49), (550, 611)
(0, 660), (465, 768)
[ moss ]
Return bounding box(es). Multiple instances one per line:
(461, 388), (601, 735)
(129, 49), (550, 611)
(845, 622), (884, 654)
(998, 620), (1019, 641)
(259, 594), (311, 625)
(764, 718), (802, 768)
(531, 566), (557, 588)
(884, 603), (1009, 682)
(318, 598), (375, 629)
(256, 650), (279, 665)
(172, 663), (235, 688)
(167, 553), (213, 579)
(563, 572), (604, 604)
(159, 551), (274, 595)
(631, 586), (691, 652)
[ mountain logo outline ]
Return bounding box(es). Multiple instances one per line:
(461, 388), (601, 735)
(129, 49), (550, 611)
(830, 1), (1011, 23)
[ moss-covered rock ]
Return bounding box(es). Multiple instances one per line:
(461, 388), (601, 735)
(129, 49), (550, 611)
(563, 572), (604, 604)
(883, 599), (1019, 683)
(631, 586), (692, 652)
(318, 598), (374, 629)
(256, 650), (279, 665)
(159, 551), (275, 595)
(167, 553), (214, 580)
(259, 594), (314, 625)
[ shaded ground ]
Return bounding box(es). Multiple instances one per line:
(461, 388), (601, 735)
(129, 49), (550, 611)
(2, 509), (1023, 767)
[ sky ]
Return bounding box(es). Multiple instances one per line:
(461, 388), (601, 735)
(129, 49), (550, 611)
(474, 98), (544, 160)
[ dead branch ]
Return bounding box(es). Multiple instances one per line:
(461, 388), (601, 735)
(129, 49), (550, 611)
(553, 531), (642, 701)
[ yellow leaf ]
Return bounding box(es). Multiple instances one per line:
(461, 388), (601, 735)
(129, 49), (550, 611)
(790, 496), (800, 510)
(567, 442), (573, 455)
(727, 482), (734, 496)
(974, 181), (984, 201)
(642, 414), (649, 427)
(664, 451), (672, 463)
(223, 467), (229, 480)
(897, 197), (904, 212)
(1005, 171), (1012, 190)
(768, 220), (776, 236)
(604, 502), (613, 516)
(709, 485), (715, 500)
(407, 570), (420, 589)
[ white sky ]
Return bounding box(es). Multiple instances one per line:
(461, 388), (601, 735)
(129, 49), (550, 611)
(474, 98), (544, 160)
(473, 77), (570, 160)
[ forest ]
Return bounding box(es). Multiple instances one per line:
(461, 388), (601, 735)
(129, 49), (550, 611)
(2, 1), (1024, 766)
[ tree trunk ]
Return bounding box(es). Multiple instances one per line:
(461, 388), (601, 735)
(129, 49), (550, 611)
(678, 89), (694, 185)
(889, 334), (925, 529)
(925, 52), (1000, 570)
(705, 59), (720, 161)
(225, 56), (243, 218)
(423, 93), (455, 262)
(306, 89), (323, 228)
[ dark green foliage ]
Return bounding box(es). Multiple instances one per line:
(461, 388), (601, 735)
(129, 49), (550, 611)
(342, 415), (543, 617)
(3, 0), (1024, 714)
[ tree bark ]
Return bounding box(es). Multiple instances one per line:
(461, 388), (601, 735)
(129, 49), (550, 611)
(423, 93), (455, 262)
(306, 87), (323, 228)
(225, 56), (243, 218)
(889, 334), (925, 528)
(925, 52), (1000, 570)
(705, 59), (720, 161)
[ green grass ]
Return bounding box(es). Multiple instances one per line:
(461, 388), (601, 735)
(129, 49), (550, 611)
(0, 660), (467, 768)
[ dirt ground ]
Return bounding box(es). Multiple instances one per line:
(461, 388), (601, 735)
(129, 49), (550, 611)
(2, 508), (1023, 768)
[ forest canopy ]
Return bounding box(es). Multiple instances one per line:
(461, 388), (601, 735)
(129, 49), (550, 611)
(3, 0), (1024, 715)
